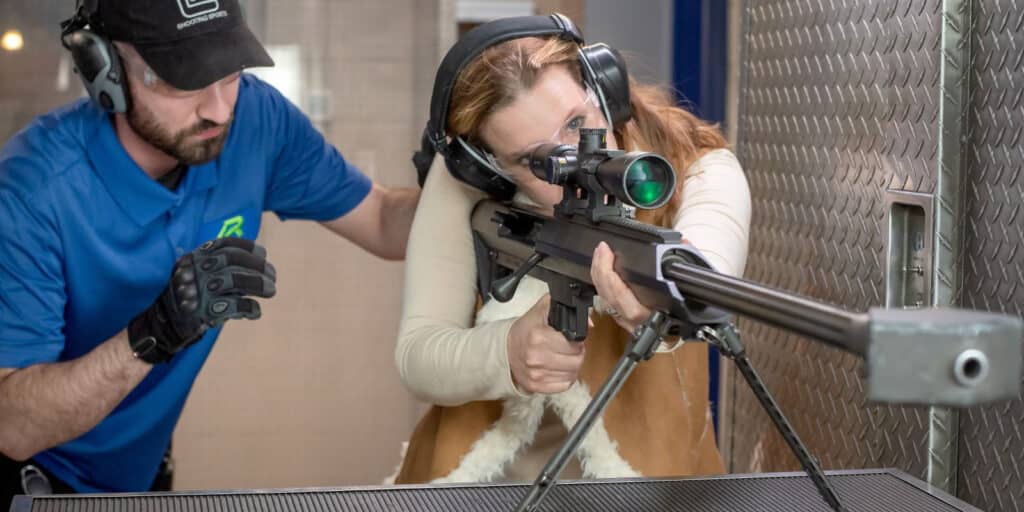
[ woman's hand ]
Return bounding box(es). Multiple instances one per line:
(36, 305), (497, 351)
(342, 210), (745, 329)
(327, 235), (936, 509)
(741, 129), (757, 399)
(590, 241), (652, 333)
(507, 294), (586, 394)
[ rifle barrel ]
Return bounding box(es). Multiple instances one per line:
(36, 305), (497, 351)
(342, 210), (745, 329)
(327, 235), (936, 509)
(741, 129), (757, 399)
(661, 261), (870, 356)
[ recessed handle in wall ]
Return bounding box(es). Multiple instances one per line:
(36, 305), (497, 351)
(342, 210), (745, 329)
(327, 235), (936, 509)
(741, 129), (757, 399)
(885, 191), (934, 309)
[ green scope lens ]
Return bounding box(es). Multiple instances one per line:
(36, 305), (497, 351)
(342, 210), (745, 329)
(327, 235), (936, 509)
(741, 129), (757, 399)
(595, 153), (675, 209)
(596, 153), (674, 209)
(625, 158), (669, 207)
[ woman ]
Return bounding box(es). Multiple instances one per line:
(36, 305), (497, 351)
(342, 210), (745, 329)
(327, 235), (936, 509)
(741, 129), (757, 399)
(391, 16), (750, 484)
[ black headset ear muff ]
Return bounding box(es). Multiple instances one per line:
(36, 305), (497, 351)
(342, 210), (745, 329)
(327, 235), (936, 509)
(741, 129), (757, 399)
(579, 43), (632, 129)
(60, 0), (129, 114)
(412, 13), (632, 200)
(443, 138), (519, 200)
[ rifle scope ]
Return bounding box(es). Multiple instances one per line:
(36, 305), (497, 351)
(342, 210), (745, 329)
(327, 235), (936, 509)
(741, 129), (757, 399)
(527, 128), (676, 210)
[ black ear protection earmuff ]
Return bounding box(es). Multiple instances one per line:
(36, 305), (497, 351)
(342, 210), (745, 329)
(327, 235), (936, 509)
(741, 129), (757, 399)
(412, 14), (632, 200)
(60, 0), (129, 114)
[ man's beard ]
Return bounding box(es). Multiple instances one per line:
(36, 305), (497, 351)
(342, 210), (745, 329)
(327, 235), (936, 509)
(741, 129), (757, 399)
(127, 102), (232, 166)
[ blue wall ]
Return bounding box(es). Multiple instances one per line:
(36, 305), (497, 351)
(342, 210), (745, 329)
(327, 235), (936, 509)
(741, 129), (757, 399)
(673, 0), (727, 123)
(672, 0), (729, 436)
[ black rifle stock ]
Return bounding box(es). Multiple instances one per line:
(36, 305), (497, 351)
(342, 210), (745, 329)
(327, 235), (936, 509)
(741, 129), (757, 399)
(472, 199), (870, 354)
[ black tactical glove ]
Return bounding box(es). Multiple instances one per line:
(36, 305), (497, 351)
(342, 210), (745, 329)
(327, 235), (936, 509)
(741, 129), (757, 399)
(128, 237), (277, 364)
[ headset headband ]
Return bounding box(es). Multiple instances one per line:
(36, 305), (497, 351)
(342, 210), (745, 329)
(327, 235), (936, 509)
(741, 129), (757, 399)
(60, 0), (100, 42)
(424, 14), (584, 154)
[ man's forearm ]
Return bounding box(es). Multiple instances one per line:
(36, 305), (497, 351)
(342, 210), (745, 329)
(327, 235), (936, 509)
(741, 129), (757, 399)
(0, 331), (151, 460)
(380, 186), (421, 259)
(320, 185), (421, 260)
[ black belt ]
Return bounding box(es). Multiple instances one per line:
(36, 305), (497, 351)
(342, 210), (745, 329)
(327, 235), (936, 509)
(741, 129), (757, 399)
(0, 446), (173, 509)
(0, 453), (73, 511)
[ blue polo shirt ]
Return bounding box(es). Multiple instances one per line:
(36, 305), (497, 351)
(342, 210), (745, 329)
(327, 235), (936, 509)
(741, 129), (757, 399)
(0, 74), (371, 492)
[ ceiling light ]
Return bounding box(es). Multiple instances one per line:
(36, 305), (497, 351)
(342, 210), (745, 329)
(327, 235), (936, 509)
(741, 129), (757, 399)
(1, 30), (23, 52)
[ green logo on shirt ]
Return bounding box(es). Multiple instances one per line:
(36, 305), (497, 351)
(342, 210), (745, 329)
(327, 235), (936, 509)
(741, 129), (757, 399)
(217, 216), (245, 238)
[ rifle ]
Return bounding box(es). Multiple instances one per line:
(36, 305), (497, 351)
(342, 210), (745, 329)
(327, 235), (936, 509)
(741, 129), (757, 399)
(469, 128), (1023, 512)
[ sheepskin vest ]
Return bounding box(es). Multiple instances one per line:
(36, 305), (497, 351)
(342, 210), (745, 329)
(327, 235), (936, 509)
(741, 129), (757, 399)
(393, 275), (724, 484)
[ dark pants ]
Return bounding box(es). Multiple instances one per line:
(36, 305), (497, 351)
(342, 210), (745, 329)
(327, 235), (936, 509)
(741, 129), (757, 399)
(0, 447), (173, 511)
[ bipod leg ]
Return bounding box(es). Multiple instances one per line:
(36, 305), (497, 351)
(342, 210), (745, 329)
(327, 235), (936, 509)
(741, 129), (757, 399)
(699, 324), (846, 512)
(515, 311), (670, 512)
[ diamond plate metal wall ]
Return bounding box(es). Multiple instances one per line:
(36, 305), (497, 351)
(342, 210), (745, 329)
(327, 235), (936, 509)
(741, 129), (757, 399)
(956, 1), (1024, 510)
(729, 0), (942, 482)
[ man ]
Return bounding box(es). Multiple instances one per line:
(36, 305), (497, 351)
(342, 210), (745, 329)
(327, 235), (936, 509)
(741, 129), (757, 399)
(0, 0), (419, 502)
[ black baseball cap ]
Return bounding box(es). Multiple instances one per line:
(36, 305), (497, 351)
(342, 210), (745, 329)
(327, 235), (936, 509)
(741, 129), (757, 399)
(94, 0), (274, 90)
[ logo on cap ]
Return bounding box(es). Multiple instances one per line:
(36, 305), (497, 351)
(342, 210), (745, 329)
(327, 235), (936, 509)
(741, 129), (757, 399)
(177, 0), (220, 19)
(175, 0), (229, 31)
